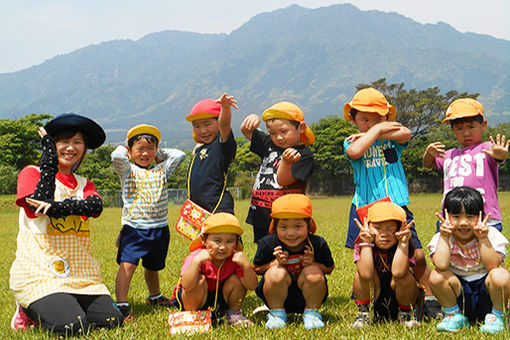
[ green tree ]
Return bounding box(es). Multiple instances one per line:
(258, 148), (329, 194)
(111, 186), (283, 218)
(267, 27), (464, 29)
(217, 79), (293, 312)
(0, 114), (52, 169)
(229, 137), (260, 198)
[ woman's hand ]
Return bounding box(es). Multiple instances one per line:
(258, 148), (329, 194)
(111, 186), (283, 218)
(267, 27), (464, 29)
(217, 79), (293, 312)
(25, 197), (52, 216)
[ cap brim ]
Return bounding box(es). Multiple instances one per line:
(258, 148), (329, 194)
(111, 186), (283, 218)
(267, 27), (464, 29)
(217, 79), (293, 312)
(186, 112), (218, 122)
(45, 113), (105, 149)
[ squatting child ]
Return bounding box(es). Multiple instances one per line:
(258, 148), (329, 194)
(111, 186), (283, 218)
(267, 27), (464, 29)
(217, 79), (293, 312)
(253, 194), (334, 330)
(423, 98), (509, 231)
(429, 186), (510, 334)
(186, 93), (238, 214)
(171, 213), (257, 326)
(240, 102), (315, 243)
(111, 124), (185, 320)
(351, 201), (421, 328)
(343, 87), (438, 317)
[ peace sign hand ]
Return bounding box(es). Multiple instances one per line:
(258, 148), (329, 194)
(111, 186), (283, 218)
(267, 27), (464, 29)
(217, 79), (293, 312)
(473, 212), (491, 240)
(355, 217), (374, 244)
(436, 210), (455, 237)
(395, 220), (414, 244)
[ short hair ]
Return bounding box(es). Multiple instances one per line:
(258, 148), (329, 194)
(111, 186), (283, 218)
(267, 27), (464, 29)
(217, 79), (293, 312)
(444, 186), (484, 217)
(127, 134), (158, 148)
(266, 118), (300, 129)
(449, 114), (484, 128)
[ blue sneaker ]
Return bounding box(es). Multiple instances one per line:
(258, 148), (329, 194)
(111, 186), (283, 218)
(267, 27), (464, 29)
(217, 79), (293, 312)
(303, 310), (324, 329)
(266, 310), (287, 329)
(436, 313), (468, 332)
(480, 313), (505, 334)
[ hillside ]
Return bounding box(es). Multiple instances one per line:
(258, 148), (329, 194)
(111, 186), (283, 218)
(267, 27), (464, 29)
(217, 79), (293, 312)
(0, 4), (508, 148)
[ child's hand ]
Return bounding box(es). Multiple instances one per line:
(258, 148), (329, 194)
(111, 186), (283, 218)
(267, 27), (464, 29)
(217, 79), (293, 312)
(195, 249), (213, 264)
(240, 114), (260, 132)
(300, 245), (314, 267)
(25, 197), (52, 216)
(483, 134), (509, 161)
(345, 133), (365, 143)
(216, 93), (238, 110)
(355, 217), (374, 244)
(273, 246), (289, 265)
(425, 142), (446, 159)
(37, 127), (48, 139)
(473, 212), (491, 240)
(374, 121), (403, 136)
(395, 220), (414, 244)
(436, 211), (455, 237)
(281, 148), (301, 163)
(232, 250), (251, 268)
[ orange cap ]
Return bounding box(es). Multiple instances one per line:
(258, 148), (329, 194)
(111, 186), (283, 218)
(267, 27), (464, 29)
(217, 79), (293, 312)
(189, 213), (244, 252)
(367, 202), (406, 226)
(262, 102), (315, 145)
(443, 98), (484, 122)
(127, 124), (161, 145)
(343, 87), (396, 121)
(269, 194), (317, 234)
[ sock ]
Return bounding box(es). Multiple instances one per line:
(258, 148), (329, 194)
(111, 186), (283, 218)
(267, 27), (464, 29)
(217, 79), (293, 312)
(443, 305), (460, 315)
(425, 296), (438, 302)
(492, 307), (503, 318)
(355, 300), (370, 313)
(398, 303), (411, 312)
(270, 308), (285, 314)
(116, 302), (129, 307)
(304, 308), (319, 313)
(148, 293), (162, 300)
(227, 310), (241, 316)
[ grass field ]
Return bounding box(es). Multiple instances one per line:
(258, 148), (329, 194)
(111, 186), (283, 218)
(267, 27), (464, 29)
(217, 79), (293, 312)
(1, 193), (509, 339)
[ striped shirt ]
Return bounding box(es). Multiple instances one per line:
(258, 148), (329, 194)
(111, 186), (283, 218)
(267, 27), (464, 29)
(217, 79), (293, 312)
(344, 138), (410, 207)
(111, 146), (185, 229)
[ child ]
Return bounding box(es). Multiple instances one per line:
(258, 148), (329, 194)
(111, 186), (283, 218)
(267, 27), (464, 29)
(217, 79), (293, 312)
(428, 186), (510, 333)
(186, 93), (238, 214)
(423, 98), (509, 231)
(351, 201), (421, 328)
(171, 213), (257, 326)
(343, 87), (439, 318)
(253, 194), (334, 329)
(240, 102), (315, 243)
(111, 124), (185, 320)
(10, 114), (122, 334)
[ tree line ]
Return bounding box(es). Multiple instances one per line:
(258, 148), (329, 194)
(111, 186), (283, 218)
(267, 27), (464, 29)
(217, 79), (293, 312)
(1, 79), (508, 196)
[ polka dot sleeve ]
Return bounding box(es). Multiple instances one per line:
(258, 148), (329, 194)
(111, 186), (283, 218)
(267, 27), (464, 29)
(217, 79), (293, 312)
(47, 195), (103, 218)
(30, 135), (58, 202)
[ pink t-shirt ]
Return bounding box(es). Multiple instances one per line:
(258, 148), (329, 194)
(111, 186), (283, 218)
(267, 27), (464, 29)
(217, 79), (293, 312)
(435, 142), (502, 221)
(178, 248), (244, 292)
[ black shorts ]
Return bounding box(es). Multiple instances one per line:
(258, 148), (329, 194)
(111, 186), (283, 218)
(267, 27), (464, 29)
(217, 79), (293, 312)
(171, 284), (229, 320)
(255, 274), (328, 313)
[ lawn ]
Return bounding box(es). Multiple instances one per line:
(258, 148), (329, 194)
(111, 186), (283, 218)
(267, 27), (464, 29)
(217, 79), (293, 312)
(1, 193), (509, 339)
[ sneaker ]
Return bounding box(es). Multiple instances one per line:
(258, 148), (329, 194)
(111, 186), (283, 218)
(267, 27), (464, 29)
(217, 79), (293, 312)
(252, 304), (270, 315)
(351, 311), (370, 329)
(226, 311), (254, 327)
(424, 298), (444, 320)
(303, 309), (324, 329)
(10, 304), (37, 330)
(398, 310), (420, 328)
(146, 294), (172, 306)
(116, 304), (132, 322)
(480, 313), (505, 334)
(436, 313), (468, 332)
(266, 310), (287, 330)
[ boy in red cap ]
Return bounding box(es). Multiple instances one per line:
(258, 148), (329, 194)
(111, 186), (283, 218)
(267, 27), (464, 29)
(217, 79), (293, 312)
(253, 194), (334, 329)
(343, 88), (438, 318)
(171, 213), (257, 326)
(111, 124), (186, 320)
(186, 93), (238, 214)
(352, 201), (421, 328)
(241, 102), (315, 243)
(423, 98), (509, 232)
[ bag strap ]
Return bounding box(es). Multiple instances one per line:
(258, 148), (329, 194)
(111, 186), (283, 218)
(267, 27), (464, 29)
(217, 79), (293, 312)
(354, 139), (389, 209)
(187, 151), (228, 214)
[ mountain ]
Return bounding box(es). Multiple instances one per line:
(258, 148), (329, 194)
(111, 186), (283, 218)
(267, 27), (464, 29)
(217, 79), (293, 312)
(0, 3), (509, 148)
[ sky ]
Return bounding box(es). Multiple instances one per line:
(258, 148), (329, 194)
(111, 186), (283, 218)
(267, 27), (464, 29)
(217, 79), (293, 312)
(1, 0), (509, 74)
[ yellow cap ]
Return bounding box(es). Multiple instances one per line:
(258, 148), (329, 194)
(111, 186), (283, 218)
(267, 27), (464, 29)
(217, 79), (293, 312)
(189, 213), (244, 252)
(269, 194), (317, 234)
(262, 102), (315, 145)
(443, 98), (484, 122)
(343, 88), (396, 121)
(127, 124), (161, 145)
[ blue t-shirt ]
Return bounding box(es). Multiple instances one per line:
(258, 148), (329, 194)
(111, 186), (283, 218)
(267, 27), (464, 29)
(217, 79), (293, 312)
(188, 131), (236, 213)
(344, 138), (410, 207)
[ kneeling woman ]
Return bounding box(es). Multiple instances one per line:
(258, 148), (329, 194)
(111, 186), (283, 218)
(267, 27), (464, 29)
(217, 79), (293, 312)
(10, 113), (122, 335)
